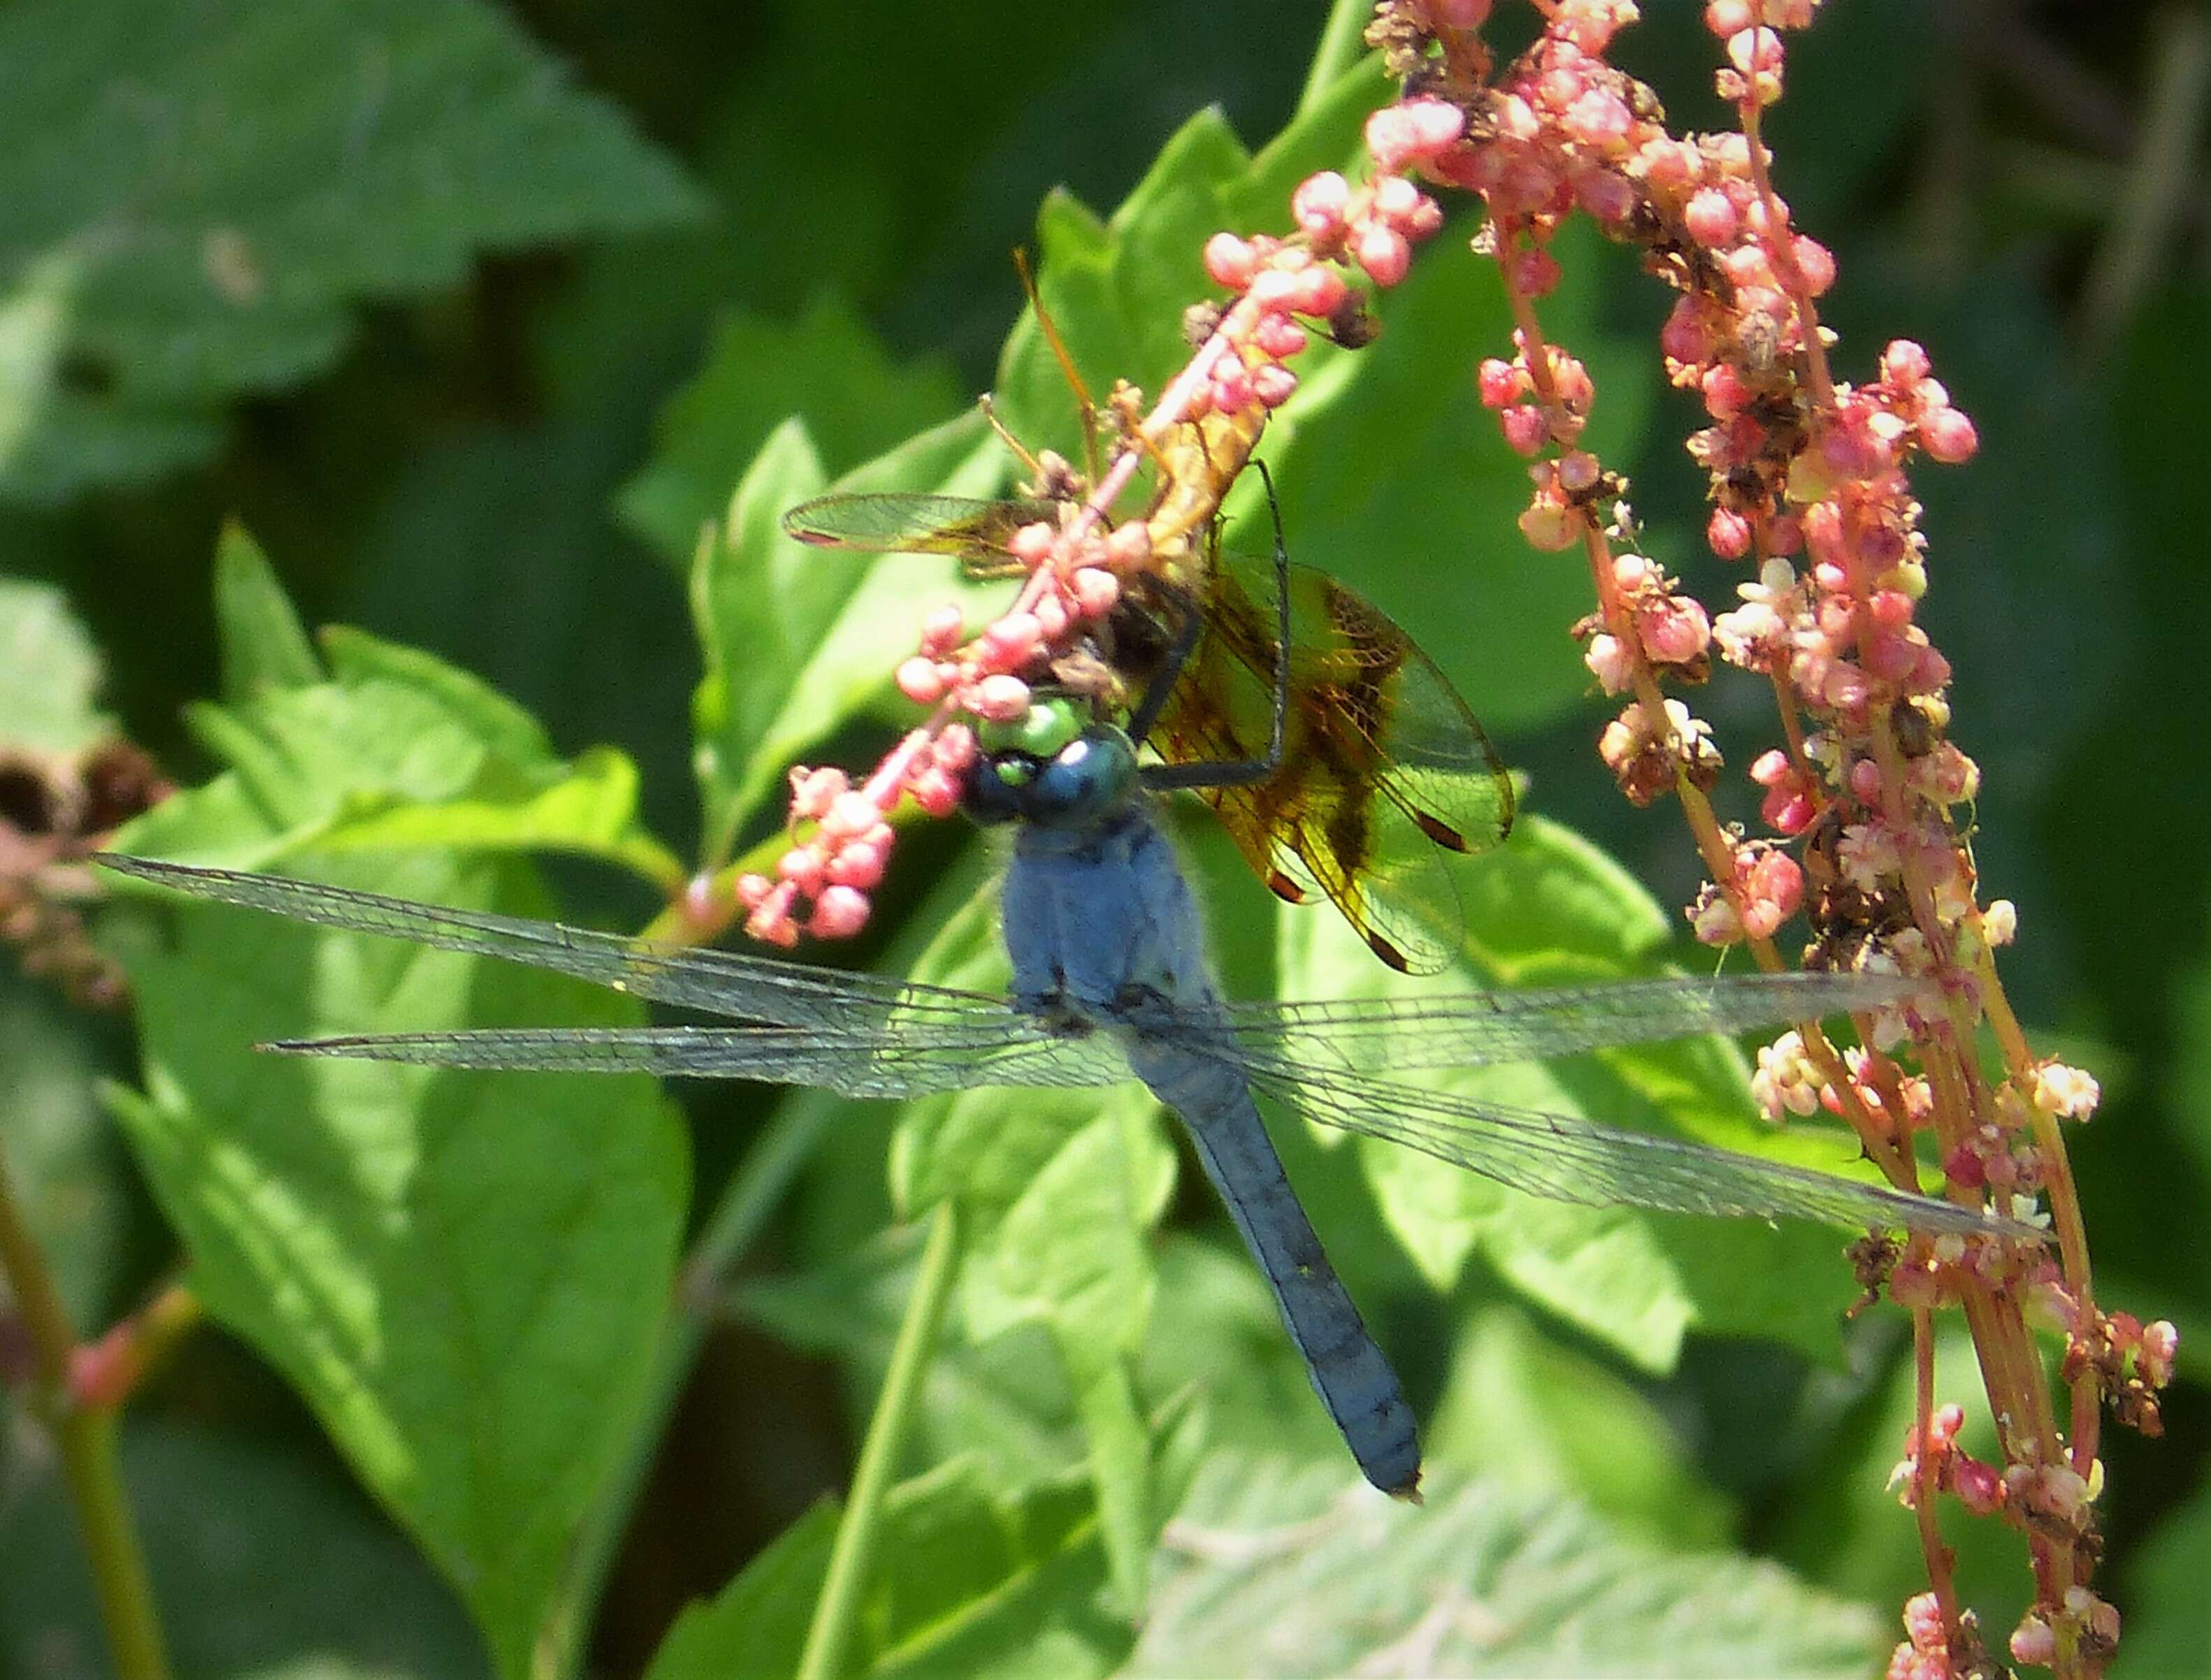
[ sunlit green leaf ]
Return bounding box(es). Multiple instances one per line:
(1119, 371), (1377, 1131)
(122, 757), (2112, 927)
(214, 522), (322, 702)
(1425, 1304), (1736, 1549)
(0, 574), (111, 751)
(1126, 1454), (1883, 1678)
(691, 410), (1011, 864)
(1274, 815), (1889, 1368)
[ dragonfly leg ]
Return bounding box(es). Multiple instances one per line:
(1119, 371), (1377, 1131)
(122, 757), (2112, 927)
(1138, 460), (1292, 795)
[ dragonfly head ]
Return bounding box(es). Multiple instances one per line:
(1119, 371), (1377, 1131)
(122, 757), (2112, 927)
(962, 698), (1139, 832)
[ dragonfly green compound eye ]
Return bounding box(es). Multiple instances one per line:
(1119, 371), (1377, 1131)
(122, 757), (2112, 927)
(981, 697), (1086, 760)
(1025, 725), (1138, 830)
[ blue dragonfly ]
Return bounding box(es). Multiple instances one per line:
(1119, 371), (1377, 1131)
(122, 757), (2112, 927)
(101, 720), (2015, 1498)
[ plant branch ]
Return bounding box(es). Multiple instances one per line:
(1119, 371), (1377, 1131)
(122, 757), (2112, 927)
(795, 1199), (963, 1680)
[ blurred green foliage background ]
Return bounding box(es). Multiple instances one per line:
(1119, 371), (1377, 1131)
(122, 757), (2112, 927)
(2, 1), (2208, 1676)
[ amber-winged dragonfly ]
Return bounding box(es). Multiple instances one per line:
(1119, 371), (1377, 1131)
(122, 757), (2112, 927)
(101, 760), (2012, 1499)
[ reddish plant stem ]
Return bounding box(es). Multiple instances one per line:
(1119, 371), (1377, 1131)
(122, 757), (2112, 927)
(0, 1146), (170, 1680)
(1911, 1308), (1965, 1647)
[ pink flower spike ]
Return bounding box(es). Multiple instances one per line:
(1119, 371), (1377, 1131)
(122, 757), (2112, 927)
(808, 885), (871, 941)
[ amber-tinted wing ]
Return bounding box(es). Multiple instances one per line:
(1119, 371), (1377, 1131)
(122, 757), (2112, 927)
(782, 493), (1058, 576)
(1148, 553), (1514, 974)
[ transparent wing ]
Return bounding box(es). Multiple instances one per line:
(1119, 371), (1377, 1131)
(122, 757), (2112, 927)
(1229, 1052), (2032, 1240)
(99, 856), (1003, 1029)
(780, 493), (1054, 563)
(261, 1021), (1130, 1099)
(1216, 971), (1922, 1075)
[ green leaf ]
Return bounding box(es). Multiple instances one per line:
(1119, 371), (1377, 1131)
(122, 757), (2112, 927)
(119, 614), (681, 889)
(735, 1225), (1086, 1489)
(691, 410), (1010, 864)
(1425, 1303), (1736, 1549)
(1274, 814), (1885, 1369)
(1125, 1454), (1883, 1678)
(647, 1458), (1129, 1680)
(0, 574), (113, 751)
(619, 297), (966, 565)
(644, 1502), (840, 1680)
(101, 625), (689, 1679)
(2114, 1477), (2211, 1680)
(214, 521), (322, 702)
(0, 1419), (485, 1679)
(0, 0), (705, 504)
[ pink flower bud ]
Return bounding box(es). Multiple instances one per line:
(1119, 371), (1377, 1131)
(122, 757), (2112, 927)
(920, 604), (966, 657)
(821, 790), (882, 843)
(1919, 407), (1979, 464)
(828, 839), (889, 890)
(1204, 232), (1258, 291)
(1584, 632), (1634, 693)
(972, 673), (1031, 721)
(735, 872), (774, 909)
(1792, 235), (1836, 295)
(1518, 498), (1580, 551)
(1292, 171), (1351, 238)
(1071, 566), (1121, 616)
(1704, 0), (1753, 36)
(1253, 314), (1308, 359)
(1476, 358), (1525, 409)
(1707, 506), (1752, 559)
(1251, 364), (1299, 408)
(1009, 522), (1057, 567)
(897, 657), (945, 704)
(1499, 403), (1549, 456)
(1507, 245), (1562, 298)
(1685, 187), (1739, 247)
(807, 885), (871, 940)
(980, 609), (1043, 672)
(933, 723), (977, 773)
(2009, 1616), (2056, 1668)
(1882, 340), (1933, 385)
(1355, 224), (1412, 288)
